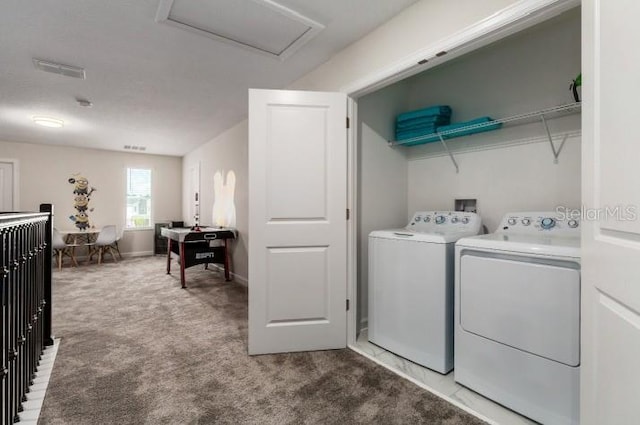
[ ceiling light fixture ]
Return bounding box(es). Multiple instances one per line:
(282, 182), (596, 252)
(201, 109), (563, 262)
(32, 116), (65, 128)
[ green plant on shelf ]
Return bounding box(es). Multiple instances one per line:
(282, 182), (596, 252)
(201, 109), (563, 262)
(570, 73), (582, 102)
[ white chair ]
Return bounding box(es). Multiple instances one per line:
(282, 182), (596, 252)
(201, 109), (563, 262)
(86, 225), (118, 264)
(111, 227), (124, 260)
(52, 229), (79, 269)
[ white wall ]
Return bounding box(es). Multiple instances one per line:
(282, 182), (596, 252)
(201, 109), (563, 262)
(0, 140), (182, 255)
(182, 124), (248, 282)
(357, 81), (410, 327)
(406, 10), (581, 119)
(405, 8), (581, 230)
(408, 140), (581, 232)
(403, 8), (581, 159)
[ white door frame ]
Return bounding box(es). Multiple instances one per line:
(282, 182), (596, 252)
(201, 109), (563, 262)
(346, 98), (358, 344)
(0, 158), (19, 210)
(341, 0), (581, 346)
(580, 1), (640, 423)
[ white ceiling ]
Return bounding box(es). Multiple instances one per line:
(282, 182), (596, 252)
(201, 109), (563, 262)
(0, 0), (418, 156)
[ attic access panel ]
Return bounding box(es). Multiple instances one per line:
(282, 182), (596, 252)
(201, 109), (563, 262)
(156, 0), (324, 60)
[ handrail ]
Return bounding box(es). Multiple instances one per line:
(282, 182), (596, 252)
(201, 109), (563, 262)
(0, 212), (50, 228)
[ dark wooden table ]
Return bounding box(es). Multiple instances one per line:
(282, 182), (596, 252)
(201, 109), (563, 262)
(161, 227), (236, 288)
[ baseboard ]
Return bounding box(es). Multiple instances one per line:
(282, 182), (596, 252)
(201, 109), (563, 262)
(232, 273), (248, 286)
(206, 264), (248, 286)
(71, 251), (153, 262)
(122, 251), (153, 258)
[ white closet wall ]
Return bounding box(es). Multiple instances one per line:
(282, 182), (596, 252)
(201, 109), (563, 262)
(405, 10), (581, 135)
(406, 9), (581, 231)
(357, 81), (410, 328)
(408, 141), (581, 232)
(357, 8), (581, 327)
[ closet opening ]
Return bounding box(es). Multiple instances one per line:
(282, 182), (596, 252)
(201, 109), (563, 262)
(348, 5), (581, 423)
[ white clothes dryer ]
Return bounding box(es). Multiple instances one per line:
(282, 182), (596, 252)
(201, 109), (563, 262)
(455, 212), (580, 425)
(368, 211), (481, 373)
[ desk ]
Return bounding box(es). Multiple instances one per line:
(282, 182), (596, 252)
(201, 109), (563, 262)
(161, 227), (236, 288)
(59, 228), (100, 245)
(57, 229), (101, 266)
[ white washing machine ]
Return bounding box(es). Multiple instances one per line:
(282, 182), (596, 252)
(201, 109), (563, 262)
(455, 212), (580, 425)
(368, 211), (481, 373)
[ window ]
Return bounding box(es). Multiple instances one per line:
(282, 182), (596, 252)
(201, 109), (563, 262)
(126, 168), (152, 229)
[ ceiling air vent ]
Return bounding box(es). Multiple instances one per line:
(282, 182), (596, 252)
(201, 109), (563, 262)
(33, 59), (86, 79)
(156, 0), (324, 60)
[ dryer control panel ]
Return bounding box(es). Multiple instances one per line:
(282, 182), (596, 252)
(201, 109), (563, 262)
(407, 211), (481, 234)
(498, 211), (580, 235)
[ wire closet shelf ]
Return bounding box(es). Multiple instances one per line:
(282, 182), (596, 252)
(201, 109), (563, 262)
(389, 102), (582, 173)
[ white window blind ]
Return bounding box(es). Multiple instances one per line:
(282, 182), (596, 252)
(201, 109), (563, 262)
(126, 168), (152, 228)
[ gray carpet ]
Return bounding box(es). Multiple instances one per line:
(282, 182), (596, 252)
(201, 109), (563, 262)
(39, 256), (484, 424)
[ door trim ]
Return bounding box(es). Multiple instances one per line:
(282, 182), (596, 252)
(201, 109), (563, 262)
(346, 98), (358, 345)
(0, 158), (19, 210)
(341, 0), (580, 98)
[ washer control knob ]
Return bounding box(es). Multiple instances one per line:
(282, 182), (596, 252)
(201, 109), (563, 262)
(435, 215), (446, 224)
(521, 218), (531, 226)
(541, 217), (556, 229)
(508, 218), (517, 226)
(415, 216), (422, 222)
(568, 219), (579, 228)
(423, 216), (430, 222)
(461, 217), (469, 224)
(451, 217), (459, 224)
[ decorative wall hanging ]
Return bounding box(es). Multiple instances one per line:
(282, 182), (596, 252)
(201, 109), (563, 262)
(68, 174), (97, 230)
(212, 170), (236, 228)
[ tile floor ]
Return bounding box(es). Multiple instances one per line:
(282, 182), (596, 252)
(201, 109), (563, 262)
(351, 329), (537, 425)
(18, 339), (60, 424)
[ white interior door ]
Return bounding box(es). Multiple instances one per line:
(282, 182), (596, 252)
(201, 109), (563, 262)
(0, 161), (15, 211)
(582, 2), (640, 424)
(248, 89), (348, 355)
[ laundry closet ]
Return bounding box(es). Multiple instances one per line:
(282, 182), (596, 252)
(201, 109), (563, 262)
(356, 7), (581, 334)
